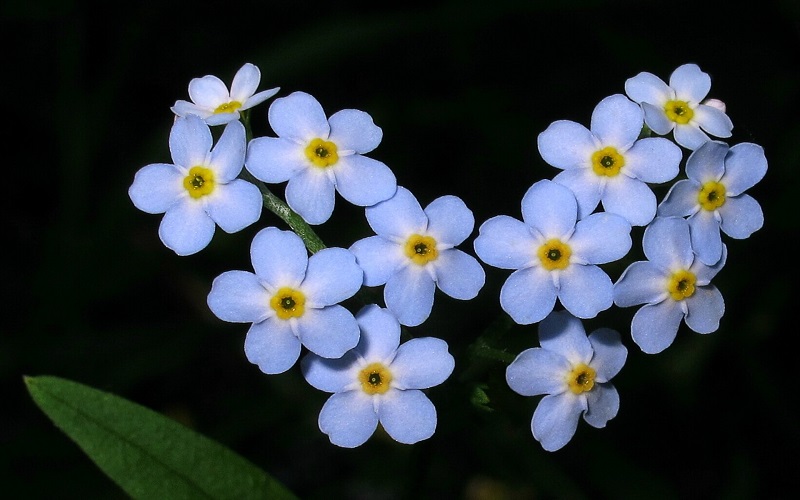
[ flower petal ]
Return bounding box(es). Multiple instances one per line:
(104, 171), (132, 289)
(630, 301), (684, 354)
(602, 176), (657, 227)
(297, 305), (360, 359)
(625, 71), (671, 105)
(170, 115), (213, 168)
(245, 136), (306, 183)
(623, 137), (682, 184)
(268, 91), (330, 141)
(657, 180), (700, 218)
(723, 142), (768, 194)
(129, 163), (183, 214)
(685, 286), (725, 334)
(590, 94), (642, 149)
(673, 123), (710, 151)
(391, 337), (454, 389)
(229, 63), (260, 102)
(669, 63), (710, 103)
(642, 216), (694, 270)
(206, 180), (262, 233)
(570, 212), (632, 264)
(349, 236), (404, 286)
(473, 215), (538, 270)
(613, 261), (666, 307)
(188, 75), (229, 108)
(686, 140), (728, 182)
(687, 211), (723, 266)
(334, 155), (397, 206)
(521, 180), (578, 238)
(583, 384), (620, 429)
(538, 310), (593, 363)
(207, 270), (270, 323)
(210, 120), (246, 182)
(244, 319), (302, 374)
(537, 120), (597, 170)
(558, 264), (614, 319)
(552, 168), (602, 220)
(302, 247), (363, 306)
(587, 328), (626, 381)
(384, 265), (436, 327)
(378, 390), (437, 444)
(425, 195), (474, 245)
(285, 169), (336, 225)
(319, 391), (378, 448)
(693, 104), (733, 138)
(355, 305), (401, 362)
(301, 350), (361, 393)
(250, 227), (308, 288)
(532, 393), (583, 451)
(365, 186), (427, 239)
(159, 201), (215, 256)
(499, 267), (557, 325)
(432, 249), (485, 300)
(506, 347), (569, 396)
(328, 108), (383, 153)
(720, 195), (764, 239)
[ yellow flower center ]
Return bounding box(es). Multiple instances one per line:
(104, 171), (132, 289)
(697, 181), (727, 211)
(304, 138), (339, 168)
(566, 363), (596, 394)
(667, 270), (696, 301)
(213, 101), (242, 114)
(591, 146), (625, 177)
(537, 239), (572, 271)
(664, 100), (695, 124)
(404, 234), (439, 265)
(269, 287), (306, 320)
(358, 362), (393, 395)
(182, 166), (216, 199)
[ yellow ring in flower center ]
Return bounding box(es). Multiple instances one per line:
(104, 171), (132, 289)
(358, 362), (393, 395)
(213, 100), (242, 114)
(667, 270), (696, 301)
(537, 239), (571, 270)
(404, 234), (439, 265)
(664, 99), (695, 124)
(697, 181), (727, 211)
(270, 287), (306, 320)
(566, 363), (596, 394)
(591, 146), (625, 177)
(304, 138), (339, 168)
(183, 166), (216, 199)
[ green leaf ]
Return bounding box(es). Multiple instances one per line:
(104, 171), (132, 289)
(24, 375), (298, 500)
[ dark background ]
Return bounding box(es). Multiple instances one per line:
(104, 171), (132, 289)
(3, 0), (798, 498)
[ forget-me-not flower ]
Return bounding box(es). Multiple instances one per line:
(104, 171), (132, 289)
(171, 63), (280, 126)
(128, 115), (262, 256)
(538, 93), (682, 226)
(657, 140), (767, 265)
(474, 179), (632, 325)
(625, 63), (733, 150)
(245, 91), (397, 225)
(301, 304), (455, 448)
(349, 186), (485, 327)
(207, 227), (364, 374)
(506, 310), (626, 452)
(613, 216), (726, 354)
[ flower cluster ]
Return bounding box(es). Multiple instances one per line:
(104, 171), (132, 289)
(130, 62), (766, 451)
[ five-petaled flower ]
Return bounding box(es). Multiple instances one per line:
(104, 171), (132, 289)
(657, 140), (767, 265)
(171, 62), (280, 126)
(625, 63), (733, 150)
(301, 304), (455, 448)
(538, 93), (682, 226)
(474, 179), (632, 325)
(245, 91), (397, 225)
(613, 216), (726, 354)
(505, 310), (627, 452)
(206, 227), (364, 374)
(128, 115), (262, 256)
(349, 186), (486, 327)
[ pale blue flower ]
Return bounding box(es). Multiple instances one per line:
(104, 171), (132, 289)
(301, 304), (455, 448)
(613, 216), (726, 354)
(506, 310), (626, 452)
(207, 227), (363, 374)
(349, 186), (485, 327)
(128, 115), (262, 256)
(538, 94), (682, 226)
(171, 63), (280, 126)
(474, 180), (631, 325)
(245, 91), (397, 225)
(658, 140), (767, 265)
(625, 63), (733, 150)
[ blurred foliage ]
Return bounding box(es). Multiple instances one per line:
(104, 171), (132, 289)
(3, 0), (798, 498)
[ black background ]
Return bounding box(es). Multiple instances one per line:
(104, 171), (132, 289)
(3, 0), (798, 498)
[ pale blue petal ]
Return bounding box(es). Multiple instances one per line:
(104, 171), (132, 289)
(657, 180), (700, 218)
(613, 261), (666, 307)
(473, 215), (538, 270)
(570, 212), (632, 263)
(720, 195), (764, 239)
(641, 102), (674, 135)
(207, 270), (270, 323)
(301, 350), (361, 393)
(624, 71), (671, 105)
(384, 266), (435, 327)
(205, 113), (238, 126)
(694, 105), (733, 138)
(590, 94), (642, 149)
(506, 348), (569, 396)
(391, 337), (454, 389)
(623, 137), (682, 183)
(686, 140), (727, 181)
(688, 211), (723, 266)
(378, 390), (437, 444)
(365, 186), (427, 239)
(500, 267), (557, 325)
(521, 180), (578, 237)
(333, 155), (397, 206)
(297, 306), (360, 358)
(587, 329), (626, 381)
(319, 391), (377, 448)
(432, 249), (485, 300)
(692, 244), (727, 283)
(129, 163), (183, 214)
(285, 169), (336, 225)
(250, 227), (308, 287)
(170, 115), (212, 168)
(552, 169), (602, 220)
(229, 63), (260, 102)
(538, 310), (593, 363)
(171, 100), (208, 118)
(243, 87), (280, 110)
(674, 123), (710, 150)
(602, 176), (657, 226)
(188, 75), (228, 108)
(630, 301), (684, 354)
(723, 143), (768, 194)
(425, 195), (474, 245)
(642, 217), (693, 269)
(210, 120), (246, 182)
(583, 384), (619, 428)
(159, 201), (214, 256)
(537, 120), (596, 170)
(669, 64), (710, 103)
(349, 236), (404, 286)
(328, 109), (383, 153)
(268, 91), (330, 141)
(558, 265), (613, 319)
(244, 319), (302, 374)
(245, 136), (306, 183)
(302, 247), (363, 306)
(206, 180), (262, 233)
(355, 304), (401, 361)
(532, 393), (583, 452)
(685, 286), (725, 334)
